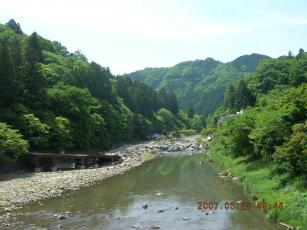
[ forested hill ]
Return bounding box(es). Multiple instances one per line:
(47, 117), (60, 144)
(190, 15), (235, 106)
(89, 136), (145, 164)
(205, 49), (307, 228)
(0, 19), (199, 163)
(124, 54), (270, 116)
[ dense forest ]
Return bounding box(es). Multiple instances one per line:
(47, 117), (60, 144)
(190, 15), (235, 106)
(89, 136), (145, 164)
(125, 54), (269, 116)
(0, 19), (201, 163)
(204, 49), (307, 228)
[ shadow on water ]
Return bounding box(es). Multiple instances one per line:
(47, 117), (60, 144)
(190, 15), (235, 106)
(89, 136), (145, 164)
(11, 154), (280, 230)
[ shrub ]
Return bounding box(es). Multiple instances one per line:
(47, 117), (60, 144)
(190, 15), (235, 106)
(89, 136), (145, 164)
(0, 122), (28, 162)
(275, 122), (307, 175)
(22, 114), (50, 150)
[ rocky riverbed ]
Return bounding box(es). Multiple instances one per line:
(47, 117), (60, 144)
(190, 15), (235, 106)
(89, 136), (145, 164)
(0, 136), (202, 214)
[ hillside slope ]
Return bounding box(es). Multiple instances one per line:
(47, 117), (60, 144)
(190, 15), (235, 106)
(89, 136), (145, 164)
(0, 19), (190, 163)
(206, 50), (307, 229)
(125, 54), (270, 116)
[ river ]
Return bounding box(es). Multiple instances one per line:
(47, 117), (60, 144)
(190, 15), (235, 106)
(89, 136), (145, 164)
(8, 154), (279, 230)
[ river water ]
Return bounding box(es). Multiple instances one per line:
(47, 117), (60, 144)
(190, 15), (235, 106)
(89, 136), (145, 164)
(10, 154), (279, 230)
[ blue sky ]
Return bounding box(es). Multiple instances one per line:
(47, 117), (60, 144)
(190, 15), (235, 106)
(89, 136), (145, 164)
(1, 0), (307, 74)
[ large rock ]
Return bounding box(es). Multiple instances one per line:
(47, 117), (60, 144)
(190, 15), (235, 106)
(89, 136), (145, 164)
(152, 134), (166, 140)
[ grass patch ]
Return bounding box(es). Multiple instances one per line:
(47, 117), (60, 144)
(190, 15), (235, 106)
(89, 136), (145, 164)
(208, 151), (307, 229)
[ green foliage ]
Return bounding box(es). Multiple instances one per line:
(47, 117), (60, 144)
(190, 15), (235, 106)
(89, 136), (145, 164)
(89, 112), (111, 150)
(212, 81), (306, 175)
(233, 80), (255, 110)
(27, 32), (43, 64)
(191, 114), (204, 132)
(22, 114), (50, 150)
(275, 122), (307, 175)
(132, 114), (153, 139)
(50, 116), (73, 151)
(205, 107), (229, 128)
(212, 109), (255, 156)
(231, 53), (270, 72)
(0, 19), (189, 161)
(209, 152), (307, 229)
(87, 62), (115, 103)
(126, 54), (269, 115)
(0, 122), (28, 161)
(157, 88), (179, 114)
(179, 129), (197, 136)
(200, 127), (216, 137)
(187, 105), (194, 119)
(224, 84), (235, 110)
(115, 77), (179, 118)
(176, 110), (191, 129)
(47, 84), (95, 149)
(249, 110), (292, 159)
(250, 54), (307, 93)
(0, 41), (18, 106)
(154, 108), (177, 132)
(52, 41), (69, 56)
(224, 80), (254, 111)
(5, 19), (23, 34)
(22, 32), (47, 109)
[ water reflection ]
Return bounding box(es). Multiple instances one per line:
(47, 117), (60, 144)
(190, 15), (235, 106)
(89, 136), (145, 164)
(13, 155), (279, 230)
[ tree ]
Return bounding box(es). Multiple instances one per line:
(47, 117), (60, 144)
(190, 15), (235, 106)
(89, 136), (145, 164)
(0, 42), (18, 106)
(133, 82), (153, 118)
(26, 32), (43, 64)
(52, 41), (69, 56)
(10, 36), (25, 101)
(132, 114), (152, 139)
(23, 32), (46, 107)
(47, 84), (96, 149)
(6, 19), (23, 34)
(297, 48), (305, 58)
(224, 84), (235, 109)
(116, 77), (135, 111)
(234, 80), (254, 110)
(22, 114), (50, 150)
(275, 122), (307, 176)
(168, 92), (179, 114)
(187, 105), (195, 119)
(191, 114), (203, 132)
(154, 108), (177, 132)
(50, 117), (73, 151)
(87, 62), (114, 103)
(249, 110), (292, 159)
(288, 50), (293, 58)
(158, 87), (168, 109)
(0, 122), (28, 161)
(90, 112), (112, 149)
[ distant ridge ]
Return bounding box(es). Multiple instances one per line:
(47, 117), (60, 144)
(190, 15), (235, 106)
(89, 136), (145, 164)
(124, 53), (270, 115)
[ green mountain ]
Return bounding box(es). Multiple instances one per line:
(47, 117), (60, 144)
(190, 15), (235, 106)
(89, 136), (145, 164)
(125, 54), (270, 116)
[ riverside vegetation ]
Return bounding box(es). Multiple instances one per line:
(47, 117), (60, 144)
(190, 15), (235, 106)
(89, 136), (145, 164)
(0, 19), (203, 165)
(202, 50), (307, 229)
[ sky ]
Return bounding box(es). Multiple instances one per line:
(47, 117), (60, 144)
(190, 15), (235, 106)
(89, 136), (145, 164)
(1, 0), (307, 74)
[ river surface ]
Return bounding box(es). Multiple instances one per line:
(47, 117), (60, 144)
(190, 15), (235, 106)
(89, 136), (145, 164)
(10, 154), (279, 230)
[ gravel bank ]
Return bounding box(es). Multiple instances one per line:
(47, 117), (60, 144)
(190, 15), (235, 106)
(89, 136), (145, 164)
(0, 136), (202, 212)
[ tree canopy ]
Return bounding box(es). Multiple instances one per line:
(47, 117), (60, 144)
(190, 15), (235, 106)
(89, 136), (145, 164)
(0, 19), (196, 161)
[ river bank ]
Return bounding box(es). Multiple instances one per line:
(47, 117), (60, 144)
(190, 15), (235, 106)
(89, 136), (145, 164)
(1, 149), (279, 230)
(205, 149), (306, 230)
(0, 136), (202, 213)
